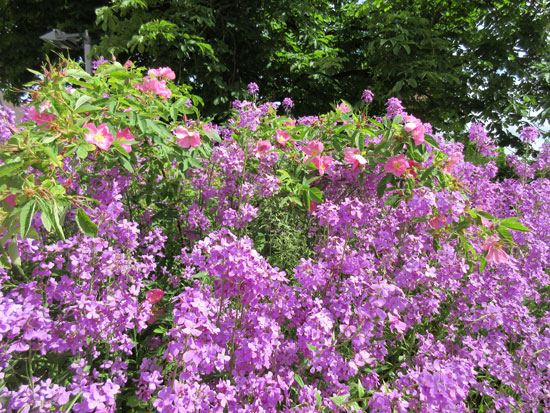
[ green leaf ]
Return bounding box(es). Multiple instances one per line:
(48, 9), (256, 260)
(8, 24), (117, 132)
(19, 200), (36, 238)
(476, 210), (497, 221)
(331, 394), (349, 406)
(479, 257), (487, 273)
(496, 226), (513, 241)
(74, 95), (92, 110)
(424, 134), (440, 149)
(74, 104), (102, 114)
(499, 218), (530, 232)
(294, 373), (305, 388)
(377, 174), (391, 198)
(316, 390), (322, 410)
(76, 145), (89, 159)
(7, 238), (21, 267)
(306, 343), (318, 352)
(309, 187), (324, 204)
(357, 380), (364, 398)
(0, 161), (24, 178)
(76, 209), (99, 238)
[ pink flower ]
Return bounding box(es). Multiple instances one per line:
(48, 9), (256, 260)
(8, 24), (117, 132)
(308, 200), (318, 213)
(336, 102), (351, 113)
(174, 126), (201, 148)
(116, 128), (135, 153)
(84, 123), (114, 150)
(312, 155), (334, 175)
(343, 147), (367, 170)
(147, 67), (176, 80)
(481, 217), (493, 228)
(302, 140), (324, 158)
(482, 236), (509, 265)
(145, 289), (165, 305)
(29, 105), (55, 126)
(429, 215), (447, 229)
(404, 159), (422, 178)
(384, 154), (409, 177)
(403, 115), (425, 145)
(442, 152), (463, 174)
(276, 130), (291, 146)
(284, 119), (296, 128)
(256, 139), (272, 155)
(3, 193), (17, 208)
(135, 78), (172, 100)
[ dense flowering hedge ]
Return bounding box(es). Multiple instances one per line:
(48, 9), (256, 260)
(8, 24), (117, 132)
(0, 59), (549, 412)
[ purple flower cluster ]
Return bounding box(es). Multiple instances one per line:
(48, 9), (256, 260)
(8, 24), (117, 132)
(0, 104), (16, 144)
(2, 73), (550, 412)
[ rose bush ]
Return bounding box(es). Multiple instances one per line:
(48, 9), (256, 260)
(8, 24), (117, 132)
(0, 58), (549, 412)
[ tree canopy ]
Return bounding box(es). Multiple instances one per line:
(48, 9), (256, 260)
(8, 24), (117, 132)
(1, 0), (549, 147)
(0, 0), (106, 101)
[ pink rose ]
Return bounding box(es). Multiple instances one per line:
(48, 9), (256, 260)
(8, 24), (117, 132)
(84, 123), (114, 150)
(174, 126), (201, 148)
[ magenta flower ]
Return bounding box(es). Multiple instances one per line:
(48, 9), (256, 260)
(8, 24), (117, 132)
(403, 115), (425, 145)
(256, 139), (272, 155)
(312, 155), (334, 175)
(174, 126), (201, 148)
(384, 154), (409, 177)
(145, 289), (165, 305)
(482, 236), (509, 265)
(84, 123), (114, 150)
(275, 130), (291, 146)
(302, 140), (324, 157)
(116, 128), (135, 153)
(147, 67), (176, 80)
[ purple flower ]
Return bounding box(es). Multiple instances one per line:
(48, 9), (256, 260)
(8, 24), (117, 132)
(247, 82), (259, 95)
(282, 97), (294, 110)
(520, 126), (539, 144)
(362, 89), (374, 103)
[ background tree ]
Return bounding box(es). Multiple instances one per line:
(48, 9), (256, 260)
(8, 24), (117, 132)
(0, 0), (107, 102)
(1, 0), (548, 147)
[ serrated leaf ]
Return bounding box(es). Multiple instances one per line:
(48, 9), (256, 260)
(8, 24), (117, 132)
(309, 187), (324, 204)
(76, 209), (98, 237)
(500, 218), (530, 232)
(20, 200), (36, 238)
(496, 226), (513, 241)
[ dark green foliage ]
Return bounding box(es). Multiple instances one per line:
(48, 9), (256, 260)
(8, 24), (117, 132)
(1, 0), (549, 148)
(0, 0), (107, 101)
